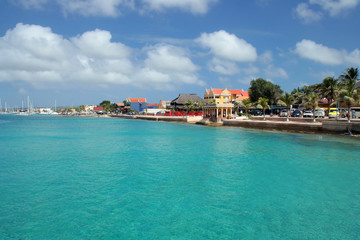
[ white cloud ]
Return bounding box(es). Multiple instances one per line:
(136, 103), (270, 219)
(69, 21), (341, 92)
(140, 44), (203, 88)
(295, 3), (323, 23)
(0, 23), (204, 90)
(309, 0), (359, 16)
(58, 0), (134, 17)
(144, 44), (198, 73)
(141, 0), (217, 14)
(196, 30), (257, 62)
(294, 39), (360, 65)
(11, 0), (217, 16)
(72, 29), (131, 58)
(259, 51), (273, 64)
(264, 66), (288, 79)
(295, 0), (359, 22)
(208, 58), (239, 75)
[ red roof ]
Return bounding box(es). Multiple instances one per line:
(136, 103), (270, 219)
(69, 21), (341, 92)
(208, 88), (249, 97)
(127, 98), (146, 102)
(117, 103), (124, 107)
(94, 106), (104, 111)
(211, 89), (224, 95)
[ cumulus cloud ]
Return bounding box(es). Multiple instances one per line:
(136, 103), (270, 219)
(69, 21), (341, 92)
(138, 44), (204, 89)
(72, 29), (131, 58)
(0, 23), (203, 89)
(294, 39), (360, 65)
(196, 30), (257, 62)
(295, 0), (359, 22)
(141, 0), (218, 14)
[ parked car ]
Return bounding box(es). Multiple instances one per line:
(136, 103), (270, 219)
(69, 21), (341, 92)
(340, 109), (349, 118)
(279, 109), (288, 117)
(291, 109), (302, 117)
(303, 110), (313, 118)
(314, 108), (325, 118)
(328, 108), (339, 119)
(249, 109), (262, 116)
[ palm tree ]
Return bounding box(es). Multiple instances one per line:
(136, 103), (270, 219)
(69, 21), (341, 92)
(302, 92), (318, 122)
(233, 101), (239, 115)
(194, 101), (204, 112)
(257, 97), (269, 120)
(339, 67), (360, 122)
(278, 92), (295, 122)
(340, 67), (359, 92)
(184, 100), (194, 115)
(239, 99), (252, 119)
(339, 89), (360, 123)
(319, 76), (338, 115)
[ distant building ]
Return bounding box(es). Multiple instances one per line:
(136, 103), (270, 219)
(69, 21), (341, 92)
(170, 94), (206, 111)
(159, 100), (171, 110)
(126, 98), (147, 112)
(93, 106), (104, 114)
(85, 105), (95, 112)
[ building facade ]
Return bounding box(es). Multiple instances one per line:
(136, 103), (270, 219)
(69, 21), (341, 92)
(126, 98), (147, 113)
(203, 88), (249, 122)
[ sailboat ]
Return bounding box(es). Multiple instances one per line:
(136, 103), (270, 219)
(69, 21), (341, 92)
(17, 96), (35, 116)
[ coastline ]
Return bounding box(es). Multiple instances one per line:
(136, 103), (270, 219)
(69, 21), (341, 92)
(109, 114), (360, 136)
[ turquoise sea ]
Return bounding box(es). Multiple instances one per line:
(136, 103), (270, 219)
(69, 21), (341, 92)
(0, 115), (359, 239)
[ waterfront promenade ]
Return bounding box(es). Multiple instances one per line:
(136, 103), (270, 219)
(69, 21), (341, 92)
(110, 114), (360, 135)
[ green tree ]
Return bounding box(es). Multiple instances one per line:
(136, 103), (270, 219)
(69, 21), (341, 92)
(278, 92), (295, 122)
(303, 93), (318, 122)
(249, 78), (283, 104)
(109, 103), (118, 112)
(184, 100), (194, 114)
(319, 76), (338, 114)
(239, 99), (252, 119)
(233, 101), (239, 115)
(194, 101), (204, 111)
(100, 100), (111, 112)
(339, 67), (360, 123)
(77, 105), (85, 112)
(257, 97), (269, 120)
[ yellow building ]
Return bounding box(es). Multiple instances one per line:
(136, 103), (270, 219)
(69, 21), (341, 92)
(203, 88), (249, 122)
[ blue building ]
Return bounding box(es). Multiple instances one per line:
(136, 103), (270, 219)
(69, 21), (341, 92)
(126, 98), (147, 112)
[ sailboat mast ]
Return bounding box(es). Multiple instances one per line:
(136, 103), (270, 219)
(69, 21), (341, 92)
(27, 96), (30, 113)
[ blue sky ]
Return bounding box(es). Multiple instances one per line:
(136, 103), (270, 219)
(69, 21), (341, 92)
(0, 0), (359, 107)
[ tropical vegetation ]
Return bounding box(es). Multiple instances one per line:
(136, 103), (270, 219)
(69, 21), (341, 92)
(246, 67), (360, 122)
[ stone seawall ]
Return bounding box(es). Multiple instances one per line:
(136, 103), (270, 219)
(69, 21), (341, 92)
(110, 114), (360, 135)
(223, 119), (322, 133)
(322, 121), (360, 133)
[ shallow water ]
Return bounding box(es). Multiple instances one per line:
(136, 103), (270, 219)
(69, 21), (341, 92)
(0, 115), (359, 239)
